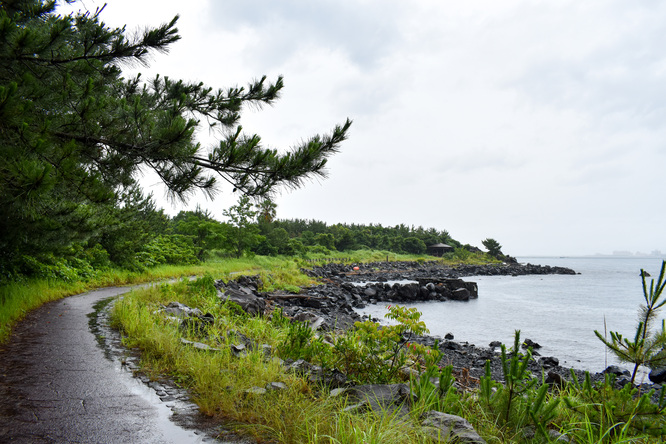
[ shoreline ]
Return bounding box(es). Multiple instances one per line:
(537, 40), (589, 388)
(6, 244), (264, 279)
(268, 260), (656, 394)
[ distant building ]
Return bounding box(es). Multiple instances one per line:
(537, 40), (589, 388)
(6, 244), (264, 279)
(427, 243), (454, 257)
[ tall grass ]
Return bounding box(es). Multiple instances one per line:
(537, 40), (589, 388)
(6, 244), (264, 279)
(0, 278), (88, 341)
(3, 250), (472, 344)
(112, 279), (433, 443)
(0, 258), (309, 344)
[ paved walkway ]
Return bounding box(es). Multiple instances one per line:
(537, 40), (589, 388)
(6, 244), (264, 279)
(0, 286), (232, 443)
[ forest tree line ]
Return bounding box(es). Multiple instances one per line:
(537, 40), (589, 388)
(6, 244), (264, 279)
(1, 188), (475, 282)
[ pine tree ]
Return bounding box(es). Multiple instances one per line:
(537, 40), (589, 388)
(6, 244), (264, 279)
(595, 261), (666, 384)
(0, 1), (350, 273)
(482, 238), (503, 258)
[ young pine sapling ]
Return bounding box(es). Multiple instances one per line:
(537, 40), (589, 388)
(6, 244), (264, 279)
(595, 260), (666, 385)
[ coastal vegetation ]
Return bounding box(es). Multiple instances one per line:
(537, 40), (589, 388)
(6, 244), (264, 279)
(110, 270), (666, 443)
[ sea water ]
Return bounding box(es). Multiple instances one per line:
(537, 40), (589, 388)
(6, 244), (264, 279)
(356, 256), (666, 379)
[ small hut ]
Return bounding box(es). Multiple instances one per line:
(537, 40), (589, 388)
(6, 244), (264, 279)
(427, 243), (454, 257)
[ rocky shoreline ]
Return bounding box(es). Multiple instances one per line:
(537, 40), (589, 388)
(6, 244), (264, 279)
(216, 260), (657, 395)
(303, 260), (578, 282)
(144, 259), (661, 441)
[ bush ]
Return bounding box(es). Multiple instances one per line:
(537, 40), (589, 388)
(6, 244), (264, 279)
(83, 244), (112, 269)
(18, 254), (93, 282)
(306, 245), (331, 255)
(135, 234), (200, 269)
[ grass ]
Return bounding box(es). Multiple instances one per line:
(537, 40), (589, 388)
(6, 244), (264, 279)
(111, 278), (434, 443)
(111, 274), (666, 443)
(0, 256), (312, 344)
(0, 250), (496, 344)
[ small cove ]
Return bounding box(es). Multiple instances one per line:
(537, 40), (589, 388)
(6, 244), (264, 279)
(356, 256), (666, 381)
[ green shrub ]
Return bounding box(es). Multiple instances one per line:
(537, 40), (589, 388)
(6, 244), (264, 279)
(135, 234), (200, 268)
(83, 244), (112, 269)
(18, 254), (96, 282)
(331, 305), (431, 384)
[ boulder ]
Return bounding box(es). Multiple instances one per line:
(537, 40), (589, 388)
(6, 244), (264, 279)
(421, 411), (486, 443)
(161, 301), (203, 318)
(157, 302), (215, 333)
(230, 343), (247, 357)
(449, 288), (470, 301)
(285, 359), (319, 375)
(227, 329), (256, 350)
(546, 371), (566, 387)
(397, 283), (420, 300)
(219, 288), (266, 316)
(292, 311), (325, 330)
(180, 312), (214, 334)
(522, 338), (542, 349)
(539, 356), (559, 368)
(265, 382), (287, 391)
(462, 281), (479, 298)
(180, 338), (221, 352)
(649, 367), (666, 384)
(234, 274), (263, 291)
(214, 275), (266, 316)
(308, 368), (348, 389)
(338, 384), (414, 416)
(602, 365), (631, 377)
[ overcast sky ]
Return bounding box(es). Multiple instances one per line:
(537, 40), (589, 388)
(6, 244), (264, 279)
(67, 1), (666, 256)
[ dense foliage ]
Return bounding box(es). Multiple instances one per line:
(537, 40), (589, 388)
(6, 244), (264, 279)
(269, 218), (459, 255)
(0, 0), (350, 279)
(137, 206), (476, 265)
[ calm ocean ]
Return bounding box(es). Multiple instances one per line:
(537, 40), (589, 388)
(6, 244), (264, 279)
(357, 256), (666, 380)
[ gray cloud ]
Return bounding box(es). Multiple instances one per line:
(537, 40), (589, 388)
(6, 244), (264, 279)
(207, 1), (406, 70)
(90, 0), (666, 255)
(506, 2), (666, 131)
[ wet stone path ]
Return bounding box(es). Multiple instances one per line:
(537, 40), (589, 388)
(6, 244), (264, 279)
(0, 286), (246, 443)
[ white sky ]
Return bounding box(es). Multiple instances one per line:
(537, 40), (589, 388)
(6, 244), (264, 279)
(65, 0), (666, 256)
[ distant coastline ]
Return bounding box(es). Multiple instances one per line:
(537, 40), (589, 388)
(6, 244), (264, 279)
(516, 253), (666, 259)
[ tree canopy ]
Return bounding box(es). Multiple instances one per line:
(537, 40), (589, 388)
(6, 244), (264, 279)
(0, 0), (350, 275)
(482, 238), (503, 258)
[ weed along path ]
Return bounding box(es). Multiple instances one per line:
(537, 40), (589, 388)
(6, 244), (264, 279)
(0, 285), (244, 444)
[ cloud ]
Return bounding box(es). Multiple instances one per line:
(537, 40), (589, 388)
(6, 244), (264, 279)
(206, 1), (407, 69)
(58, 0), (666, 255)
